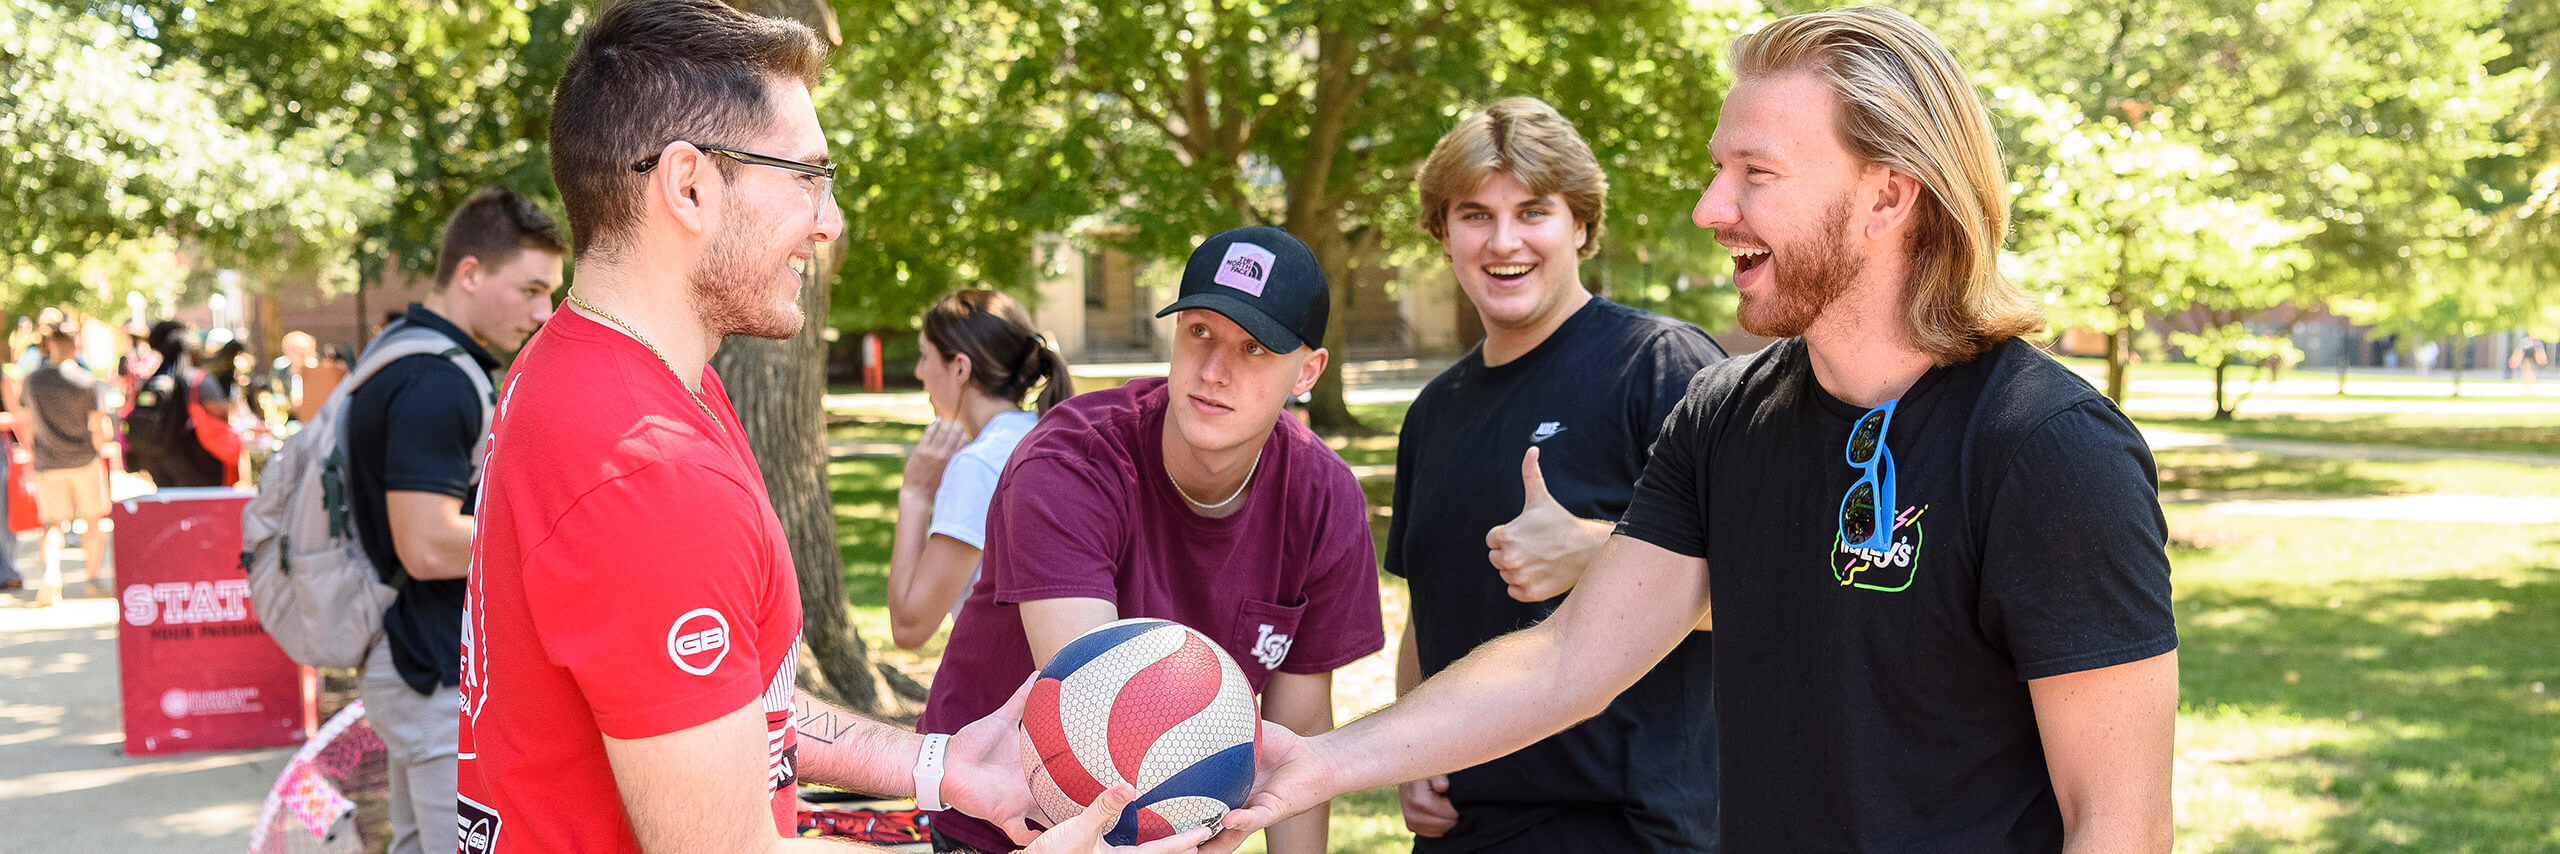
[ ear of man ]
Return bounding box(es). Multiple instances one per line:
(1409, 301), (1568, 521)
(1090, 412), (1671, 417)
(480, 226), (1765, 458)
(450, 255), (485, 293)
(1292, 347), (1330, 399)
(1862, 164), (1925, 241)
(650, 142), (725, 240)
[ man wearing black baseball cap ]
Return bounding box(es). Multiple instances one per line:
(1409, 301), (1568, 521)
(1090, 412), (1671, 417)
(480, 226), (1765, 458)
(917, 225), (1385, 854)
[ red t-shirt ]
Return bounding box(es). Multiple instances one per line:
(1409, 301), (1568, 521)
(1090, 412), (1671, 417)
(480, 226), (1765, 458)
(456, 309), (802, 853)
(917, 377), (1385, 852)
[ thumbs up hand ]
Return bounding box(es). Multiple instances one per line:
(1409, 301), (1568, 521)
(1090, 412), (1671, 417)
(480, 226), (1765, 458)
(1485, 447), (1611, 603)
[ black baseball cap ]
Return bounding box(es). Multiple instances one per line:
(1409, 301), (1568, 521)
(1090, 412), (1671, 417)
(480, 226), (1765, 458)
(1154, 225), (1329, 353)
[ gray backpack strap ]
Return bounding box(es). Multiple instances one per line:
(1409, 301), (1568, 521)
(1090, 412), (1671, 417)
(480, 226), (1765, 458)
(434, 346), (498, 477)
(345, 322), (499, 475)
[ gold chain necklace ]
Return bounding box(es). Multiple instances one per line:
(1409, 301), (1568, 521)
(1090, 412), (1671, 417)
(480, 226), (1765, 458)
(566, 291), (721, 427)
(1169, 445), (1263, 511)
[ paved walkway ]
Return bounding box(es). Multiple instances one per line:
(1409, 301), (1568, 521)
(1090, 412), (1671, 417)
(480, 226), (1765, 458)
(0, 593), (293, 854)
(2144, 428), (2560, 526)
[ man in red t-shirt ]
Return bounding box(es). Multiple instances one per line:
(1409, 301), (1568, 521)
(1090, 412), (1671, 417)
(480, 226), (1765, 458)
(918, 226), (1386, 854)
(458, 3), (1204, 853)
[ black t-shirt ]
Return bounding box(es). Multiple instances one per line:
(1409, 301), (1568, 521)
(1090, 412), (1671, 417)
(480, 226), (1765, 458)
(1616, 337), (2177, 852)
(344, 305), (497, 696)
(1387, 297), (1726, 852)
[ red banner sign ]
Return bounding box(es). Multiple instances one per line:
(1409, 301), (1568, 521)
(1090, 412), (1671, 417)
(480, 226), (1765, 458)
(115, 488), (313, 756)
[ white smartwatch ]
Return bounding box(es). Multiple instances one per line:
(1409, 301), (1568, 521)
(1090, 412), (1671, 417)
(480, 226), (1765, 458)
(913, 732), (952, 812)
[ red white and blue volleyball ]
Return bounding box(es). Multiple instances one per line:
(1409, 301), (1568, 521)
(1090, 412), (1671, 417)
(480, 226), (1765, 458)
(1019, 618), (1258, 845)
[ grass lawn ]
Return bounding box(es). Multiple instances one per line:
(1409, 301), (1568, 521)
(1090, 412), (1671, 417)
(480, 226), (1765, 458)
(2154, 440), (2560, 852)
(822, 400), (2556, 853)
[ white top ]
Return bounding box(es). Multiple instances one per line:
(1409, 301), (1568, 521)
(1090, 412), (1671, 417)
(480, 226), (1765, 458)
(928, 409), (1040, 614)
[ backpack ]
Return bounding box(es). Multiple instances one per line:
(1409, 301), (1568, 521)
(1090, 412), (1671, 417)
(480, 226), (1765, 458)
(121, 364), (200, 476)
(241, 322), (496, 669)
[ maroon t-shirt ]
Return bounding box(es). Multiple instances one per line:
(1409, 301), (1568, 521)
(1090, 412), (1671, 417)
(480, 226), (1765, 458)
(917, 377), (1384, 851)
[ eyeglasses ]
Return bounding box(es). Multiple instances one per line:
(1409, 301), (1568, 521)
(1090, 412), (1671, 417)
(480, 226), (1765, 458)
(632, 143), (837, 220)
(1838, 399), (1898, 554)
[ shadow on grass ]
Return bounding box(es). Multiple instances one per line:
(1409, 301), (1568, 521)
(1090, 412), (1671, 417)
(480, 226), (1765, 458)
(2181, 564), (2560, 850)
(2146, 414), (2560, 456)
(2155, 447), (2404, 497)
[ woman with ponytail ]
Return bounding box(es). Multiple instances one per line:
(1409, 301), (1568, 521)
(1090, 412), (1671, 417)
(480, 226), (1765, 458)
(886, 289), (1074, 649)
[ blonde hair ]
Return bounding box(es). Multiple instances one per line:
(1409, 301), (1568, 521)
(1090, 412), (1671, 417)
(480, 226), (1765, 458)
(1731, 6), (2043, 363)
(1416, 96), (1608, 260)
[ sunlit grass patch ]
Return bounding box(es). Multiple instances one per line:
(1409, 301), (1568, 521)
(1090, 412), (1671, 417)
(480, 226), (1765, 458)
(2170, 504), (2560, 851)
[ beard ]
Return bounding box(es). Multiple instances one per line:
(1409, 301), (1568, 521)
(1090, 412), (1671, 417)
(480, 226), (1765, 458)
(1736, 194), (1864, 338)
(689, 205), (806, 341)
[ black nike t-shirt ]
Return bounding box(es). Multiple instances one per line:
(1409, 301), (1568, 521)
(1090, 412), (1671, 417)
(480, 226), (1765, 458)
(345, 305), (497, 696)
(1616, 337), (2176, 852)
(1387, 297), (1726, 852)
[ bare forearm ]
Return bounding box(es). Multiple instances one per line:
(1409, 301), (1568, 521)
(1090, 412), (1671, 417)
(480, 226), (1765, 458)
(1556, 517), (1615, 587)
(1262, 672), (1337, 854)
(1265, 805), (1329, 854)
(405, 517), (472, 580)
(2060, 817), (2173, 854)
(1334, 537), (1706, 793)
(386, 491), (474, 581)
(885, 492), (938, 648)
(1394, 622), (1421, 696)
(790, 691), (923, 797)
(1326, 623), (1595, 792)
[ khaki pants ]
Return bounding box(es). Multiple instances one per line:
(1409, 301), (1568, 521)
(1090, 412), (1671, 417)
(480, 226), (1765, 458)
(362, 640), (461, 854)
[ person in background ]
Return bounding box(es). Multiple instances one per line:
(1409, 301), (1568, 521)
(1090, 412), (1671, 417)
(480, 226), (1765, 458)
(887, 289), (1075, 650)
(129, 320), (228, 488)
(0, 357), (23, 599)
(191, 337), (248, 485)
(117, 321), (157, 402)
(20, 324), (115, 601)
(345, 185), (565, 854)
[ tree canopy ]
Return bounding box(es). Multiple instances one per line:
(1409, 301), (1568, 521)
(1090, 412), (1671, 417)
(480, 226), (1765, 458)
(822, 0), (1746, 428)
(1924, 0), (2528, 413)
(14, 0), (2557, 398)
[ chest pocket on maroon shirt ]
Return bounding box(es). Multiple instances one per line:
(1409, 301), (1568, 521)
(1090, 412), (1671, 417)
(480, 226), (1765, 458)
(1229, 598), (1307, 684)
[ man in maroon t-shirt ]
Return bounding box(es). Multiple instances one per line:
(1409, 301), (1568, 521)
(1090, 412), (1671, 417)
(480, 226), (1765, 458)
(919, 226), (1387, 854)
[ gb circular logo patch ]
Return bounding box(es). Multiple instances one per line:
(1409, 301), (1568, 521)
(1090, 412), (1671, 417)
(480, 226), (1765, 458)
(666, 608), (732, 676)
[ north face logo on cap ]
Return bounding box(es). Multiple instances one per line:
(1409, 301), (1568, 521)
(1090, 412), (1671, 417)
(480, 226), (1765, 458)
(1213, 242), (1278, 296)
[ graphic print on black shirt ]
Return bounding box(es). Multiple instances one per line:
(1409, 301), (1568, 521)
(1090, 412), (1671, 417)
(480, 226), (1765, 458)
(1613, 337), (2177, 852)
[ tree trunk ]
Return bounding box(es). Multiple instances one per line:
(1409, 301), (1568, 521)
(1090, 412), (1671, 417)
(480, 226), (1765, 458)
(2103, 227), (2134, 404)
(2450, 334), (2464, 396)
(713, 0), (924, 719)
(1291, 20), (1372, 437)
(2211, 359), (2234, 420)
(2104, 325), (2130, 405)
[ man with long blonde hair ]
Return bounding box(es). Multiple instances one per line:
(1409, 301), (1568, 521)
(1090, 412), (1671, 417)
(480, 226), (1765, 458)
(1214, 8), (2176, 852)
